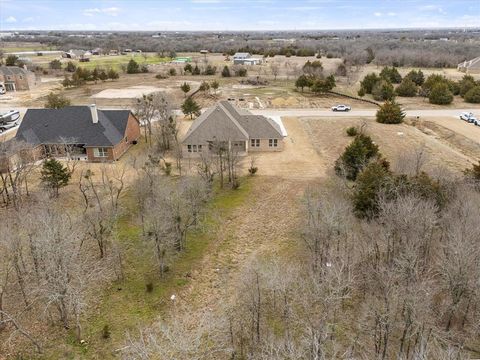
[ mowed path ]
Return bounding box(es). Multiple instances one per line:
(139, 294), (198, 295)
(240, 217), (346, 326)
(172, 117), (324, 317)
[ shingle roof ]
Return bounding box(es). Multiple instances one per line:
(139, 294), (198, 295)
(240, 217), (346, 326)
(15, 107), (133, 147)
(182, 101), (283, 144)
(0, 66), (29, 76)
(233, 52), (251, 58)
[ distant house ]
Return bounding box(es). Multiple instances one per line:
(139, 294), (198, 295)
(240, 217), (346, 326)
(63, 49), (91, 61)
(182, 101), (285, 157)
(14, 105), (140, 162)
(458, 56), (480, 74)
(0, 66), (37, 92)
(233, 52), (262, 65)
(91, 48), (102, 55)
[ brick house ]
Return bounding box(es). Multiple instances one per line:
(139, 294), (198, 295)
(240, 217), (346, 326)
(182, 101), (285, 157)
(14, 105), (140, 162)
(0, 66), (37, 91)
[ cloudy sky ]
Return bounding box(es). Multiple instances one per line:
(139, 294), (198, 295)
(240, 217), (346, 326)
(0, 0), (479, 31)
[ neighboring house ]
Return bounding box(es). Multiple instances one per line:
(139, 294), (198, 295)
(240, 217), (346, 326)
(0, 66), (37, 92)
(14, 105), (140, 162)
(233, 52), (262, 65)
(182, 101), (285, 157)
(63, 49), (91, 61)
(458, 56), (480, 74)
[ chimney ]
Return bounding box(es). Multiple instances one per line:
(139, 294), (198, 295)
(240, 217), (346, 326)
(89, 104), (98, 124)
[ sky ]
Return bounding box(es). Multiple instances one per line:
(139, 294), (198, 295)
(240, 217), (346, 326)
(0, 0), (479, 31)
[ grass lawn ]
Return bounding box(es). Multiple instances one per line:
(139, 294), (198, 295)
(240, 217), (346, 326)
(41, 176), (253, 359)
(73, 54), (171, 70)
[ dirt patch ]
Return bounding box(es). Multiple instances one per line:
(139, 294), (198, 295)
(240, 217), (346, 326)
(413, 119), (480, 160)
(92, 85), (170, 99)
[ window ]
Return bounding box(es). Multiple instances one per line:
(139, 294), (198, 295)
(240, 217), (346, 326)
(250, 139), (260, 147)
(269, 139), (278, 147)
(93, 147), (109, 157)
(187, 145), (202, 153)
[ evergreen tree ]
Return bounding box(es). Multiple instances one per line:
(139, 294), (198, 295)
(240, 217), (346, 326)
(359, 73), (381, 94)
(181, 97), (201, 119)
(44, 92), (71, 109)
(127, 59), (140, 74)
(464, 86), (480, 103)
(49, 59), (62, 70)
(428, 82), (453, 105)
(107, 68), (119, 80)
(295, 74), (311, 92)
(380, 66), (402, 84)
(405, 69), (425, 86)
(41, 158), (71, 197)
(372, 79), (395, 101)
(66, 61), (76, 72)
(180, 82), (191, 97)
(395, 78), (417, 97)
(376, 100), (405, 124)
(221, 65), (231, 77)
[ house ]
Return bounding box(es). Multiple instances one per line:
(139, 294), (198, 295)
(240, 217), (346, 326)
(458, 56), (480, 74)
(233, 52), (262, 65)
(182, 101), (285, 157)
(14, 105), (140, 162)
(0, 66), (37, 92)
(63, 49), (91, 61)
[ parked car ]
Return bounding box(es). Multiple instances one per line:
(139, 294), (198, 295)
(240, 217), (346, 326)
(459, 112), (475, 123)
(0, 121), (18, 133)
(0, 110), (20, 123)
(332, 104), (351, 112)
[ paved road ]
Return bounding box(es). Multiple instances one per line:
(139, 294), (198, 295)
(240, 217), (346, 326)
(250, 108), (480, 118)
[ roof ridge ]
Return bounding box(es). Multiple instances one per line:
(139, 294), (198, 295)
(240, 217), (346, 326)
(218, 102), (249, 138)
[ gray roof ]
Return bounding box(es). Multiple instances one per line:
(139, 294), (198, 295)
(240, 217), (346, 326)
(233, 52), (251, 59)
(15, 106), (134, 147)
(183, 101), (283, 144)
(0, 66), (29, 76)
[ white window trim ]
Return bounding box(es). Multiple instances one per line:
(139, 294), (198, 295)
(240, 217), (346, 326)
(93, 147), (109, 157)
(269, 139), (278, 147)
(250, 139), (260, 147)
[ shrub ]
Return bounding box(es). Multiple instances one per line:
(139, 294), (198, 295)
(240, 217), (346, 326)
(181, 97), (201, 119)
(295, 74), (311, 92)
(248, 166), (258, 176)
(372, 79), (395, 101)
(155, 73), (168, 79)
(311, 75), (335, 94)
(107, 68), (119, 80)
(405, 69), (424, 86)
(102, 325), (111, 339)
(335, 63), (347, 77)
(458, 75), (477, 97)
(464, 86), (480, 103)
(334, 133), (380, 181)
(428, 82), (453, 105)
(65, 61), (77, 72)
(235, 67), (247, 77)
(203, 64), (217, 75)
(395, 78), (417, 97)
(126, 59), (140, 74)
(145, 282), (154, 293)
(352, 160), (392, 218)
(360, 73), (381, 94)
(44, 92), (71, 109)
(169, 68), (177, 76)
(464, 161), (480, 182)
(184, 63), (193, 73)
(346, 126), (358, 136)
(376, 100), (405, 124)
(192, 65), (201, 75)
(49, 59), (62, 70)
(221, 65), (231, 77)
(380, 66), (402, 84)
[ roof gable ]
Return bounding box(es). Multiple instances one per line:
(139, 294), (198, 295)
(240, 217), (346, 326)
(182, 101), (283, 144)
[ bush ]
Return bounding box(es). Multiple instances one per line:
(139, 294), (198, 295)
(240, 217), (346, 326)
(464, 86), (480, 103)
(405, 69), (424, 86)
(346, 126), (358, 136)
(295, 74), (311, 92)
(221, 65), (231, 77)
(380, 66), (402, 84)
(458, 75), (477, 97)
(372, 79), (395, 101)
(107, 68), (119, 80)
(353, 160), (392, 218)
(44, 92), (71, 109)
(334, 133), (380, 181)
(248, 166), (258, 176)
(145, 282), (154, 293)
(102, 325), (111, 339)
(395, 78), (417, 97)
(49, 59), (62, 70)
(203, 64), (217, 75)
(235, 67), (247, 77)
(335, 63), (347, 77)
(184, 63), (193, 73)
(169, 68), (177, 76)
(127, 59), (140, 74)
(376, 100), (405, 124)
(428, 82), (453, 105)
(155, 73), (168, 79)
(360, 73), (381, 94)
(311, 75), (335, 94)
(192, 65), (201, 75)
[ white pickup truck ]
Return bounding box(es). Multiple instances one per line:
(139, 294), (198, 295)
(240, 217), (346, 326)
(459, 112), (479, 126)
(331, 104), (351, 112)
